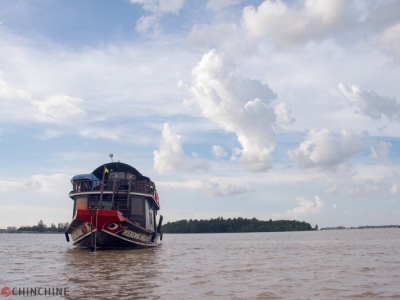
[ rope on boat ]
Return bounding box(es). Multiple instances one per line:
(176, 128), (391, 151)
(94, 208), (98, 252)
(89, 208), (98, 252)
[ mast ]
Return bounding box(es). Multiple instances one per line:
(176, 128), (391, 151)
(98, 164), (109, 209)
(110, 174), (117, 210)
(126, 175), (135, 218)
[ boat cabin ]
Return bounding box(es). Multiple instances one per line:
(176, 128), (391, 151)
(69, 162), (159, 231)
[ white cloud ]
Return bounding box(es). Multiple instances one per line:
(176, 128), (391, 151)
(130, 0), (184, 33)
(130, 0), (184, 14)
(379, 21), (400, 62)
(201, 178), (248, 196)
(79, 129), (120, 141)
(136, 15), (160, 34)
(0, 173), (69, 193)
(153, 123), (209, 174)
(0, 75), (31, 99)
(206, 0), (243, 11)
(212, 145), (228, 158)
(370, 140), (392, 163)
(33, 94), (86, 124)
(340, 179), (381, 197)
(275, 195), (324, 219)
(275, 102), (295, 125)
(153, 123), (185, 173)
(390, 183), (398, 195)
(0, 75), (34, 122)
(187, 23), (239, 50)
(241, 0), (349, 47)
(288, 129), (368, 170)
(293, 195), (324, 215)
(327, 175), (399, 197)
(187, 49), (277, 172)
(339, 83), (400, 121)
(158, 177), (248, 197)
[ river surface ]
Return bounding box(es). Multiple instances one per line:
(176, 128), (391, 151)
(0, 229), (399, 299)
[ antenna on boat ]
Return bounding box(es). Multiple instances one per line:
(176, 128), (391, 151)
(110, 153), (113, 162)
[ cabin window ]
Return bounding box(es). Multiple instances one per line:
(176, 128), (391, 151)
(130, 197), (143, 215)
(130, 197), (145, 226)
(87, 195), (112, 209)
(148, 205), (154, 226)
(76, 197), (88, 210)
(74, 180), (92, 192)
(110, 172), (125, 179)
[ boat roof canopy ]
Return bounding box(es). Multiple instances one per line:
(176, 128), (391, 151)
(91, 162), (151, 182)
(70, 174), (100, 189)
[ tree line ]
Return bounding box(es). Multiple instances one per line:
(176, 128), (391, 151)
(161, 217), (316, 233)
(14, 220), (69, 233)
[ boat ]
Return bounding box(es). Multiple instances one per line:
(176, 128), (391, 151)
(65, 158), (163, 250)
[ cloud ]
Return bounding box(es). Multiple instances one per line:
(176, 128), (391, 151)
(275, 195), (324, 219)
(79, 129), (120, 141)
(288, 129), (368, 170)
(33, 94), (86, 124)
(379, 21), (400, 63)
(292, 195), (324, 215)
(201, 178), (248, 196)
(339, 83), (400, 121)
(130, 0), (184, 14)
(0, 76), (31, 99)
(390, 183), (398, 195)
(187, 49), (277, 172)
(206, 0), (243, 11)
(0, 173), (69, 193)
(153, 123), (209, 174)
(212, 145), (228, 158)
(135, 15), (160, 34)
(325, 175), (400, 197)
(0, 75), (34, 122)
(187, 23), (239, 50)
(370, 140), (392, 163)
(336, 179), (381, 197)
(275, 102), (295, 125)
(130, 0), (184, 33)
(159, 177), (248, 197)
(241, 0), (349, 47)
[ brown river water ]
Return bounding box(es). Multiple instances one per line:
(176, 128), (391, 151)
(0, 229), (399, 299)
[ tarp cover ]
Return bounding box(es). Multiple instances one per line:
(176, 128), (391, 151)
(70, 174), (100, 188)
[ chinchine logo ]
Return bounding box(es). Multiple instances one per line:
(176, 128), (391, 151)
(0, 287), (11, 297)
(1, 286), (69, 297)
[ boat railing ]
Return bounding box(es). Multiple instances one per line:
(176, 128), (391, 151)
(71, 179), (155, 195)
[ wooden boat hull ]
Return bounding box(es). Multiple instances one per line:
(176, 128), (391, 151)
(66, 209), (162, 249)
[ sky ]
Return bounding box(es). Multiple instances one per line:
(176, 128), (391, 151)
(1, 0), (400, 229)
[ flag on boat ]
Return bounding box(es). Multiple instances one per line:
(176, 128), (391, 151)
(104, 166), (109, 174)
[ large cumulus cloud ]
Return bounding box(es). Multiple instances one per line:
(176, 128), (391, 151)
(288, 129), (368, 170)
(186, 49), (277, 172)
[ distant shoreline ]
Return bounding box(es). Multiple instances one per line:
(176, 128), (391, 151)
(320, 225), (399, 230)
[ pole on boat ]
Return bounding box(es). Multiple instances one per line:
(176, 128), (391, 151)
(94, 208), (98, 252)
(110, 174), (117, 210)
(98, 164), (109, 209)
(126, 175), (135, 218)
